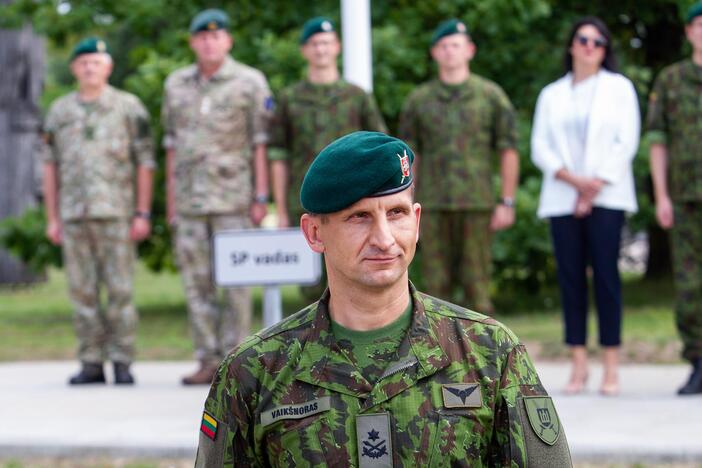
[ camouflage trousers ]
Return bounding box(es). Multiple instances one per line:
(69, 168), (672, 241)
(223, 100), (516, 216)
(419, 209), (493, 314)
(291, 209), (327, 302)
(671, 202), (702, 362)
(62, 218), (137, 364)
(175, 214), (252, 366)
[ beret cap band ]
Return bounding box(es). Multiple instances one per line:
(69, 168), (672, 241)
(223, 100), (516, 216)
(300, 16), (336, 44)
(71, 37), (109, 61)
(301, 131), (415, 214)
(431, 19), (469, 46)
(190, 9), (230, 33)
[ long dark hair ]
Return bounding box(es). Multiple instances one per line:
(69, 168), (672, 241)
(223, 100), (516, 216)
(563, 16), (618, 73)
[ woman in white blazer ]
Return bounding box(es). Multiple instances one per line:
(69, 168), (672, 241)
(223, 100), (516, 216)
(531, 17), (640, 396)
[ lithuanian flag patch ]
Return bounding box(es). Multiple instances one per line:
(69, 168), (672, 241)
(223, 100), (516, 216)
(200, 411), (218, 441)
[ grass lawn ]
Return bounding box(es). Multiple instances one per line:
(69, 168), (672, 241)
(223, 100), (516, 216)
(0, 265), (680, 363)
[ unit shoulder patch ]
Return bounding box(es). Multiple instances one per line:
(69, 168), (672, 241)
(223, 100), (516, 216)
(523, 396), (560, 445)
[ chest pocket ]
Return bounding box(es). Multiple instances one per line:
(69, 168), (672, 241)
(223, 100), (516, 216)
(428, 409), (490, 467)
(265, 414), (350, 467)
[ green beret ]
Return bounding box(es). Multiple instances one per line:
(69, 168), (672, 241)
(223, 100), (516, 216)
(300, 131), (415, 214)
(431, 19), (469, 46)
(687, 2), (702, 23)
(189, 9), (230, 33)
(71, 37), (109, 61)
(300, 17), (336, 44)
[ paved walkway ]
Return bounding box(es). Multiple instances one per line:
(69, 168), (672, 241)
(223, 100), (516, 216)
(0, 361), (700, 463)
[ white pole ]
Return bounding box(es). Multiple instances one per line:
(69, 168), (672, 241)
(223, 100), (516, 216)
(263, 285), (282, 328)
(341, 0), (372, 92)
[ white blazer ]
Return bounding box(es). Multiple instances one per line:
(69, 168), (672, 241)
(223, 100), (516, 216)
(530, 69), (640, 218)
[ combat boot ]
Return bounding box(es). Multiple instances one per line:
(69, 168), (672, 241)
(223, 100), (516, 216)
(678, 358), (702, 395)
(114, 362), (135, 385)
(68, 362), (105, 385)
(182, 361), (219, 385)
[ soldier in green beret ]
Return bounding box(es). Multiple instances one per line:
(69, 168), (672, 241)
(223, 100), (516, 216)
(43, 38), (155, 385)
(647, 1), (702, 395)
(195, 131), (572, 467)
(162, 9), (276, 384)
(399, 19), (520, 314)
(269, 16), (386, 301)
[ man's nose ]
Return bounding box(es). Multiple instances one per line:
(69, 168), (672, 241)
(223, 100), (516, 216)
(369, 217), (395, 251)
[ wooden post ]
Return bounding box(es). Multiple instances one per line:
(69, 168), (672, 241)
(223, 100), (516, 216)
(0, 15), (46, 285)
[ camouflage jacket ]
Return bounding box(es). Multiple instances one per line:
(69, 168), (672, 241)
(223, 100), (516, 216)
(646, 59), (702, 201)
(268, 79), (387, 219)
(43, 86), (154, 221)
(162, 57), (273, 215)
(398, 76), (517, 210)
(196, 283), (571, 467)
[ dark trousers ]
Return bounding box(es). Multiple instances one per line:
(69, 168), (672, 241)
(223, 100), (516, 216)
(550, 207), (624, 346)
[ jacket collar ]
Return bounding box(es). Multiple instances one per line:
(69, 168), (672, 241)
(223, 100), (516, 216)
(294, 282), (451, 410)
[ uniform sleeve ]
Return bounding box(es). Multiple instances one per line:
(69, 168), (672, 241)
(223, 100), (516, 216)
(398, 93), (420, 154)
(42, 104), (59, 164)
(645, 71), (668, 146)
(128, 98), (155, 168)
(362, 92), (388, 134)
(267, 91), (288, 161)
(492, 86), (518, 152)
(195, 356), (258, 467)
(492, 344), (572, 467)
(250, 73), (274, 146)
(161, 82), (176, 150)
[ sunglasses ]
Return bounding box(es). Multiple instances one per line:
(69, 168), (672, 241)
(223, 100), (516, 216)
(575, 34), (607, 48)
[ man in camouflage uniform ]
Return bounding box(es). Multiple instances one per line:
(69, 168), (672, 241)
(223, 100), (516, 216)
(195, 131), (571, 467)
(162, 9), (274, 385)
(398, 19), (519, 314)
(43, 38), (154, 385)
(269, 16), (386, 300)
(647, 2), (702, 395)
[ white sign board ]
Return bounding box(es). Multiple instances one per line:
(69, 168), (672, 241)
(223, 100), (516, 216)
(213, 228), (322, 287)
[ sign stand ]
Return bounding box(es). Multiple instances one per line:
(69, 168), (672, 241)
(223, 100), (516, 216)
(263, 285), (282, 328)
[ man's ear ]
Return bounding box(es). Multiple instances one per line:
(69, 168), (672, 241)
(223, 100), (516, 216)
(300, 214), (325, 254)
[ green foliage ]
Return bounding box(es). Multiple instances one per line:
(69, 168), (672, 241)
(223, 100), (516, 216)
(0, 208), (61, 272)
(0, 0), (695, 292)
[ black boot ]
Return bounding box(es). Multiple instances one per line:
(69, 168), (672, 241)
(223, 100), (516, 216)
(678, 358), (702, 395)
(114, 362), (135, 385)
(68, 362), (105, 385)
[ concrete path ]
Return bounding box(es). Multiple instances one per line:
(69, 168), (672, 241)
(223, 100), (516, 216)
(0, 361), (700, 463)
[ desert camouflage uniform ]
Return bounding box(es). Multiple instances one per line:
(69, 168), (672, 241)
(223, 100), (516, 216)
(43, 85), (154, 364)
(647, 59), (702, 362)
(195, 283), (572, 467)
(398, 77), (517, 313)
(268, 79), (386, 300)
(162, 56), (273, 365)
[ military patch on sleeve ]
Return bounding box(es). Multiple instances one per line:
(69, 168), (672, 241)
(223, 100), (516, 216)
(441, 383), (482, 408)
(523, 396), (560, 445)
(200, 411), (218, 440)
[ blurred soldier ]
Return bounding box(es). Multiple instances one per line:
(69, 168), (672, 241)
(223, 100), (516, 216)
(269, 16), (386, 300)
(162, 9), (273, 385)
(195, 131), (572, 467)
(43, 38), (154, 385)
(647, 2), (702, 395)
(399, 19), (519, 314)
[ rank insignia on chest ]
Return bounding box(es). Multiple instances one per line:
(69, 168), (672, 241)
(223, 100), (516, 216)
(397, 150), (411, 183)
(356, 413), (393, 467)
(523, 396), (560, 445)
(200, 411), (218, 440)
(441, 383), (482, 408)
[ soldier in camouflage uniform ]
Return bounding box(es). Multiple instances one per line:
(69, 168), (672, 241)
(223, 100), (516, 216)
(269, 17), (386, 300)
(398, 19), (519, 314)
(195, 131), (571, 467)
(647, 2), (702, 395)
(43, 38), (154, 385)
(162, 9), (274, 385)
